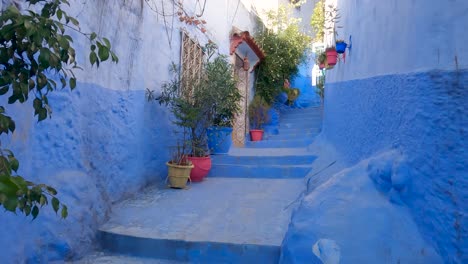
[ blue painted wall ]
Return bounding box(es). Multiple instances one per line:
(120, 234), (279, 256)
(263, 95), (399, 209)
(0, 83), (173, 262)
(282, 0), (468, 262)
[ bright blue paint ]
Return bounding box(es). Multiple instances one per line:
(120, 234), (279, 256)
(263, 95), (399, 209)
(0, 82), (173, 263)
(282, 70), (467, 263)
(207, 126), (233, 154)
(96, 178), (305, 263)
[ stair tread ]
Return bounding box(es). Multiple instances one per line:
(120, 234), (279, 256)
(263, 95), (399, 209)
(99, 178), (303, 246)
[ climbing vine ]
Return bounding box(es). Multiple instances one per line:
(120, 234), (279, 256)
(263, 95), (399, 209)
(0, 0), (118, 219)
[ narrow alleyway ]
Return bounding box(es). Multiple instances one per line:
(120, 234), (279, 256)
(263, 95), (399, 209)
(77, 105), (323, 263)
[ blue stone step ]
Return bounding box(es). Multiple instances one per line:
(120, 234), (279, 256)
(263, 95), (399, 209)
(211, 154), (316, 166)
(98, 231), (280, 263)
(208, 164), (312, 178)
(265, 131), (319, 140)
(278, 127), (321, 135)
(279, 121), (322, 129)
(95, 178), (304, 264)
(245, 137), (314, 148)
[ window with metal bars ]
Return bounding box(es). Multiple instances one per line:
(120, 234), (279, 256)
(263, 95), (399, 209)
(180, 31), (205, 99)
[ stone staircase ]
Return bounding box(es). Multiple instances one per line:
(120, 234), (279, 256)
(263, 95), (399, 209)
(76, 106), (322, 264)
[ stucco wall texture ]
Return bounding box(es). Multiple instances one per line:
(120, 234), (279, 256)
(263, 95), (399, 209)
(0, 0), (259, 262)
(293, 0), (467, 262)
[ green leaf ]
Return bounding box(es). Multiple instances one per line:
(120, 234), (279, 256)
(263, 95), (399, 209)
(9, 157), (19, 172)
(0, 86), (9, 95)
(3, 198), (17, 212)
(98, 46), (109, 61)
(46, 186), (58, 195)
(32, 205), (39, 219)
(39, 195), (47, 207)
(90, 32), (97, 40)
(103, 37), (111, 49)
(51, 197), (59, 213)
(61, 205), (68, 218)
(69, 78), (76, 90)
(89, 51), (98, 66)
(57, 9), (63, 20)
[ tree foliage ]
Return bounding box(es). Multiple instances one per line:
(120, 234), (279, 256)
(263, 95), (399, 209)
(310, 0), (325, 42)
(148, 45), (241, 157)
(255, 4), (311, 104)
(0, 0), (117, 219)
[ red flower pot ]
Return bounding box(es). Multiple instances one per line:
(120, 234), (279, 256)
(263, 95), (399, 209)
(249, 129), (264, 141)
(187, 156), (212, 182)
(326, 49), (338, 66)
(319, 63), (325, 69)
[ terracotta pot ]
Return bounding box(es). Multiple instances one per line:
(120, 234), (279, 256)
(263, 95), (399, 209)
(326, 49), (338, 66)
(166, 162), (193, 189)
(187, 156), (212, 182)
(249, 129), (264, 141)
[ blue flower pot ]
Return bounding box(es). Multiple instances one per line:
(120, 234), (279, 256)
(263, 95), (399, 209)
(276, 92), (288, 104)
(207, 126), (233, 154)
(336, 42), (347, 54)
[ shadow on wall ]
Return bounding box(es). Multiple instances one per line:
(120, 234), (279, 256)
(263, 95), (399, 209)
(0, 82), (173, 262)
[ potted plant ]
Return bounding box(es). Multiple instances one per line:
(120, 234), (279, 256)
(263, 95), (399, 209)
(248, 95), (270, 141)
(316, 51), (327, 70)
(166, 135), (194, 189)
(286, 88), (300, 106)
(335, 39), (347, 54)
(204, 55), (241, 154)
(148, 62), (212, 182)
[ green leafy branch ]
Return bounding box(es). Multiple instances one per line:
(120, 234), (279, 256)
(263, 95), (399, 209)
(0, 0), (118, 219)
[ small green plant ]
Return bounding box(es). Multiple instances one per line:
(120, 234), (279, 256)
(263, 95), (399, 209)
(316, 51), (327, 65)
(147, 63), (211, 157)
(204, 55), (241, 127)
(248, 96), (270, 129)
(286, 88), (300, 105)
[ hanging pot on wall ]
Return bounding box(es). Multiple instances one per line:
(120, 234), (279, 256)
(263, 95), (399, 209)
(319, 63), (325, 70)
(336, 41), (347, 54)
(326, 48), (338, 66)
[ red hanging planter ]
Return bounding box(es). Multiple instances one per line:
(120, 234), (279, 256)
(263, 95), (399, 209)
(326, 48), (338, 66)
(319, 63), (325, 70)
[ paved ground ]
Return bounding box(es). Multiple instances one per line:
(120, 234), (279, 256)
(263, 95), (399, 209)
(99, 178), (304, 247)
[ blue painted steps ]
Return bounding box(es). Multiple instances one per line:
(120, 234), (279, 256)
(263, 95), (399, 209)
(90, 178), (304, 264)
(98, 232), (280, 263)
(245, 137), (314, 148)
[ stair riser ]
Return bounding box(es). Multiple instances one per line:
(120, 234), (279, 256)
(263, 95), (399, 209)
(208, 165), (312, 178)
(99, 231), (280, 263)
(278, 128), (321, 135)
(211, 155), (316, 165)
(245, 139), (314, 148)
(279, 122), (322, 129)
(265, 132), (319, 140)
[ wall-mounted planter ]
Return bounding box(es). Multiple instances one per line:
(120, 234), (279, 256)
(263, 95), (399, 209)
(326, 48), (338, 66)
(336, 42), (347, 54)
(319, 63), (325, 69)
